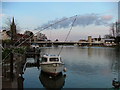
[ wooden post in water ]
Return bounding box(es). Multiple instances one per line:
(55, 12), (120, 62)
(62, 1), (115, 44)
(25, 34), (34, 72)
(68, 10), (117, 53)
(17, 74), (24, 90)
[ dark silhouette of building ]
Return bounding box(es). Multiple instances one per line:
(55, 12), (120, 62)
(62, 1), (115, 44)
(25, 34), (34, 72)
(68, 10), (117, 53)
(10, 17), (17, 40)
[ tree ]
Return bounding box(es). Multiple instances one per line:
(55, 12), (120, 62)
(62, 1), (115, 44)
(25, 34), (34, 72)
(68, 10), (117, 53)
(2, 17), (21, 33)
(110, 23), (115, 38)
(104, 34), (113, 39)
(55, 39), (58, 41)
(24, 31), (34, 37)
(116, 36), (120, 44)
(2, 17), (11, 30)
(110, 22), (120, 38)
(109, 22), (120, 44)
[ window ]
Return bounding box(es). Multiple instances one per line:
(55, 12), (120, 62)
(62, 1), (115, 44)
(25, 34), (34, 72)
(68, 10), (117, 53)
(60, 57), (62, 62)
(49, 58), (59, 62)
(42, 57), (47, 62)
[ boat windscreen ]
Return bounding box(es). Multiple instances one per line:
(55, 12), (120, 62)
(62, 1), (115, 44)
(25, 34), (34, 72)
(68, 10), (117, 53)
(42, 57), (47, 62)
(49, 58), (59, 62)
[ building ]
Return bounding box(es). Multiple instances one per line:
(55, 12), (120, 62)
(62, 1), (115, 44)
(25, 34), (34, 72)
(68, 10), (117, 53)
(1, 30), (11, 40)
(33, 36), (37, 42)
(16, 33), (29, 40)
(2, 17), (17, 40)
(88, 36), (92, 42)
(92, 38), (101, 43)
(10, 17), (17, 40)
(79, 39), (87, 43)
(24, 31), (33, 37)
(36, 33), (47, 41)
(101, 38), (116, 46)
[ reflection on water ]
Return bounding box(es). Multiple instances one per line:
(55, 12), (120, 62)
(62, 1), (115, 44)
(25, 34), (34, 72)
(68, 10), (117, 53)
(39, 71), (66, 89)
(23, 46), (120, 88)
(17, 75), (24, 89)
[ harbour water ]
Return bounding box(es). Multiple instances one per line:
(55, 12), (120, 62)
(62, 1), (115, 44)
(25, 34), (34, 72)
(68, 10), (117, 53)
(23, 46), (120, 88)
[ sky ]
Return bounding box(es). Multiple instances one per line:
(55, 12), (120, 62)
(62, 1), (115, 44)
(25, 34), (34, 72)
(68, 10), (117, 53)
(1, 1), (118, 41)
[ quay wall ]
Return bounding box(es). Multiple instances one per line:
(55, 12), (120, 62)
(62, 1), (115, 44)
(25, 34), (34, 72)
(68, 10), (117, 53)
(2, 52), (26, 89)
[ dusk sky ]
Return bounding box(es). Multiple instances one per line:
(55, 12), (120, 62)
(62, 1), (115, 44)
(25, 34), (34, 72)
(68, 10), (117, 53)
(1, 1), (118, 41)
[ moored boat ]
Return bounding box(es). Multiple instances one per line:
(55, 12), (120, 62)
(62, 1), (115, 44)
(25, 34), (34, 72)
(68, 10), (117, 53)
(40, 54), (64, 76)
(39, 70), (66, 89)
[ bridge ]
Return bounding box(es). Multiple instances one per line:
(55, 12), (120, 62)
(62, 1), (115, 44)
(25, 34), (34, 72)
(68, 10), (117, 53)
(30, 41), (104, 46)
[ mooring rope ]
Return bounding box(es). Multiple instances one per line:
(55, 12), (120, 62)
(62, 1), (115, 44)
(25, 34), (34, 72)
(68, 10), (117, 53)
(16, 15), (77, 47)
(2, 15), (77, 61)
(58, 15), (77, 56)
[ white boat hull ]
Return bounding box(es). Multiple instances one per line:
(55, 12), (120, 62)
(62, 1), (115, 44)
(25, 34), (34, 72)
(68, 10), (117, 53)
(40, 63), (64, 75)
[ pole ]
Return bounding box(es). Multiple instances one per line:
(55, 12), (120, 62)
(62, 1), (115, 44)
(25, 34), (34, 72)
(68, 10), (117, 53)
(10, 51), (13, 80)
(10, 22), (14, 80)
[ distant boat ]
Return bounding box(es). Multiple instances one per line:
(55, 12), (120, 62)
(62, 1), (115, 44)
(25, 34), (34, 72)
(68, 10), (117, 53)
(40, 54), (64, 76)
(31, 43), (39, 48)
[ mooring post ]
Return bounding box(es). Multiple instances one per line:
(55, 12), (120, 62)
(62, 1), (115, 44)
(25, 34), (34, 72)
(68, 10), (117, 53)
(10, 19), (14, 81)
(10, 51), (13, 80)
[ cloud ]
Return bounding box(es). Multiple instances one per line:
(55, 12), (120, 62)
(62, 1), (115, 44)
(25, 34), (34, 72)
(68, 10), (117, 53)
(42, 25), (110, 41)
(0, 14), (6, 19)
(101, 15), (113, 21)
(37, 13), (113, 30)
(0, 14), (6, 29)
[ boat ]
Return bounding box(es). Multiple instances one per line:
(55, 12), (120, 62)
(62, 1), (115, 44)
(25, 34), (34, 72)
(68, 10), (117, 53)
(40, 54), (65, 76)
(39, 71), (66, 89)
(112, 79), (120, 89)
(31, 43), (39, 48)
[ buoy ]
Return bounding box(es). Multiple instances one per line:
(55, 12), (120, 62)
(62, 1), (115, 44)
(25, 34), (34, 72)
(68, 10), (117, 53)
(63, 67), (67, 72)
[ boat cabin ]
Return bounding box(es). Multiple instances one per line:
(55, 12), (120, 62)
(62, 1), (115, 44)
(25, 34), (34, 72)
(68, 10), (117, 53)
(41, 54), (62, 63)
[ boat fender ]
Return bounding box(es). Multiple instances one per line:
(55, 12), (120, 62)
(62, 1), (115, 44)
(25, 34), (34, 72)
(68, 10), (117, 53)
(63, 67), (67, 72)
(53, 64), (57, 67)
(49, 76), (52, 79)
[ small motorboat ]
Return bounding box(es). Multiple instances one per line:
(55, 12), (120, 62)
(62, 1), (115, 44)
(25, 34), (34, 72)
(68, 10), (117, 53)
(31, 43), (39, 48)
(40, 54), (64, 76)
(39, 71), (66, 89)
(112, 78), (120, 88)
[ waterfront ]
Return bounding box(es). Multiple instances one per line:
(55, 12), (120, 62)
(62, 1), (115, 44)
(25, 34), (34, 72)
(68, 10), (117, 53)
(23, 46), (120, 88)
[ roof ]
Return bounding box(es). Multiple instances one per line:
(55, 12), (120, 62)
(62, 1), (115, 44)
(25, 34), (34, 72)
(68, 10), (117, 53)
(103, 39), (115, 40)
(43, 54), (61, 58)
(17, 34), (29, 38)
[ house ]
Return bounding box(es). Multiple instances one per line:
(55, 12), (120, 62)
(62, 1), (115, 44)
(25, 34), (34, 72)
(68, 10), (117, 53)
(79, 39), (87, 43)
(36, 33), (47, 41)
(101, 38), (116, 46)
(1, 30), (11, 40)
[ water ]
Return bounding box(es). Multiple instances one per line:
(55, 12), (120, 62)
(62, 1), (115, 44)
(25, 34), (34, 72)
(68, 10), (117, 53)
(23, 46), (120, 88)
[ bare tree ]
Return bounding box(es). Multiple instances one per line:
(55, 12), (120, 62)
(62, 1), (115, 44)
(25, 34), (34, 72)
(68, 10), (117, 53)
(116, 22), (120, 36)
(2, 17), (11, 30)
(109, 22), (120, 38)
(2, 17), (20, 32)
(110, 23), (115, 38)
